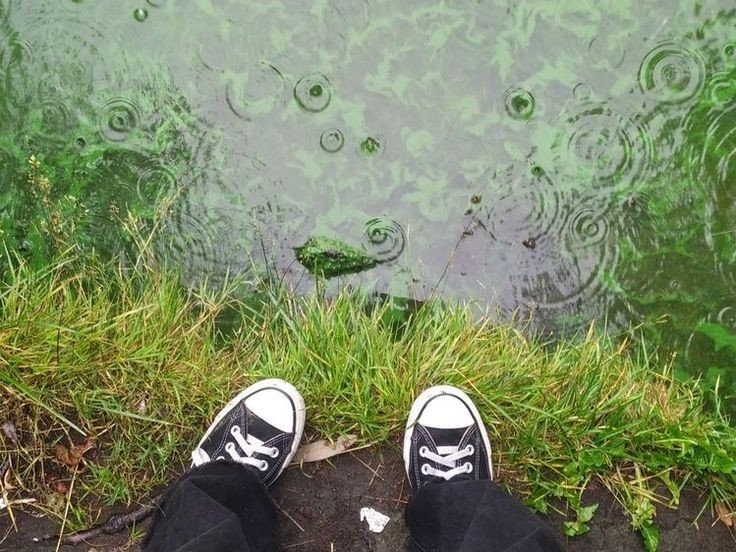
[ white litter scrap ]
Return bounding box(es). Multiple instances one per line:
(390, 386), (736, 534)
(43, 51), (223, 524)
(0, 497), (6, 510)
(360, 507), (390, 533)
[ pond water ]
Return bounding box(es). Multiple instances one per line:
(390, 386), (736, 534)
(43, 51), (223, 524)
(0, 1), (735, 400)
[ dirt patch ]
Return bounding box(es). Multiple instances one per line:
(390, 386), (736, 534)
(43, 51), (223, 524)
(1, 447), (733, 551)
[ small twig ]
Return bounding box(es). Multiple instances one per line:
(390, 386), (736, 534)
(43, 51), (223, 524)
(350, 452), (384, 483)
(284, 540), (315, 549)
(430, 208), (479, 301)
(55, 467), (77, 552)
(395, 478), (406, 509)
(46, 494), (163, 546)
(275, 501), (305, 533)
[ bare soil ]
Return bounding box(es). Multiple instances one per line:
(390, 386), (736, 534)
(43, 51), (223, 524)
(1, 446), (733, 551)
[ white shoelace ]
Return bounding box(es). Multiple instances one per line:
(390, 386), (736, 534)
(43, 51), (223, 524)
(419, 444), (474, 480)
(192, 425), (279, 470)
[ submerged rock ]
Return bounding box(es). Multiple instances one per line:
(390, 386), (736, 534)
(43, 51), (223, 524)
(295, 236), (378, 278)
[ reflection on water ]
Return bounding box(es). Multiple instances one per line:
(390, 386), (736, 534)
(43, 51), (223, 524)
(0, 0), (735, 401)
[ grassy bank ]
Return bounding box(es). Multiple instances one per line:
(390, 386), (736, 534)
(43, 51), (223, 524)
(1, 252), (735, 550)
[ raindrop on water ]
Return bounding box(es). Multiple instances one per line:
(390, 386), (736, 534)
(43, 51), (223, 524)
(363, 218), (406, 262)
(562, 102), (653, 190)
(27, 95), (75, 149)
(484, 164), (563, 247)
(293, 73), (331, 112)
(531, 165), (546, 178)
(717, 306), (736, 328)
(360, 136), (383, 157)
(135, 162), (179, 205)
(504, 87), (535, 120)
(320, 128), (344, 153)
(564, 204), (611, 251)
(154, 202), (233, 288)
(638, 41), (706, 105)
(99, 97), (141, 142)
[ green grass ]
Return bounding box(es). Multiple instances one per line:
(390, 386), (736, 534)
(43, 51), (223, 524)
(1, 250), (735, 550)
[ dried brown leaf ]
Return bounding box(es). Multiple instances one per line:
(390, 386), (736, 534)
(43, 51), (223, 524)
(54, 438), (96, 468)
(715, 502), (734, 527)
(291, 435), (358, 464)
(47, 477), (69, 495)
(716, 502), (734, 527)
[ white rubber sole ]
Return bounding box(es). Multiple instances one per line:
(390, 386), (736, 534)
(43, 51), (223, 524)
(403, 385), (493, 480)
(193, 378), (306, 477)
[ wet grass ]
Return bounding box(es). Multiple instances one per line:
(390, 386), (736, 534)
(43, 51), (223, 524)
(0, 250), (735, 549)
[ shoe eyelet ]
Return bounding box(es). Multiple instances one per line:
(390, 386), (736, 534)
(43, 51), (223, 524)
(269, 447), (279, 458)
(466, 445), (474, 454)
(225, 442), (236, 453)
(259, 460), (269, 471)
(464, 462), (473, 473)
(421, 464), (430, 475)
(419, 446), (429, 457)
(230, 426), (241, 437)
(216, 456), (226, 461)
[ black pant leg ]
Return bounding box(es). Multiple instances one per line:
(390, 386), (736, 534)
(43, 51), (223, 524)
(144, 461), (279, 552)
(405, 480), (562, 552)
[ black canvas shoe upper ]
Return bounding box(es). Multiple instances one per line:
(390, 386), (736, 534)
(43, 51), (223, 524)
(404, 387), (493, 493)
(191, 380), (304, 487)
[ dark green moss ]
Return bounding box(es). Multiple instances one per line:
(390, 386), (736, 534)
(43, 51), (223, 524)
(294, 235), (377, 278)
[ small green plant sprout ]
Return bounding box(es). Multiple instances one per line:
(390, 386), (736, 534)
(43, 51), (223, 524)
(563, 502), (599, 537)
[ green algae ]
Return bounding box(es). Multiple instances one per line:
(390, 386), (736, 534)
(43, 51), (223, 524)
(294, 235), (377, 278)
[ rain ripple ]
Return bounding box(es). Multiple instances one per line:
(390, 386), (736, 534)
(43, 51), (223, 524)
(563, 201), (612, 253)
(560, 102), (653, 192)
(363, 217), (405, 262)
(99, 97), (141, 142)
(155, 200), (233, 287)
(28, 93), (75, 149)
(293, 72), (331, 113)
(638, 40), (706, 105)
(504, 87), (535, 121)
(225, 62), (287, 119)
(481, 165), (616, 324)
(135, 161), (179, 206)
(683, 98), (736, 189)
(484, 164), (563, 247)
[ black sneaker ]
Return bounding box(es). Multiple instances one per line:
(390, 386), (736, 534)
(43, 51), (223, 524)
(191, 378), (305, 486)
(403, 385), (493, 492)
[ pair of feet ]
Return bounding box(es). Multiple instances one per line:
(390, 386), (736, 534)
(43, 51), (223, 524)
(191, 379), (493, 493)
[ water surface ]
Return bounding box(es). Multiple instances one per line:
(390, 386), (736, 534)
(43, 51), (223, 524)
(0, 1), (735, 400)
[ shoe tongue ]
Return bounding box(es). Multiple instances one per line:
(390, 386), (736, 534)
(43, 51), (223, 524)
(245, 408), (282, 443)
(424, 425), (472, 450)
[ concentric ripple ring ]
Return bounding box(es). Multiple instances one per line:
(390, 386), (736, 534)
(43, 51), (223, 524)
(638, 41), (706, 105)
(363, 218), (406, 262)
